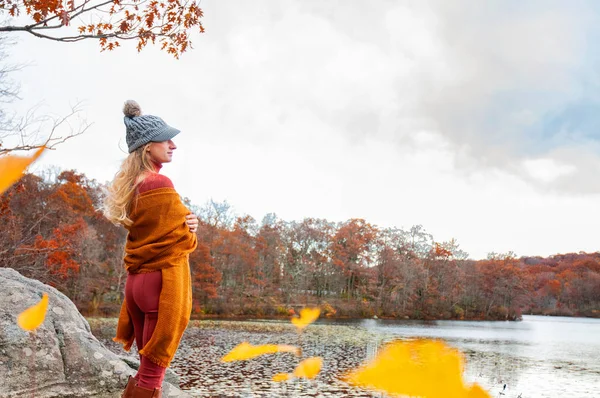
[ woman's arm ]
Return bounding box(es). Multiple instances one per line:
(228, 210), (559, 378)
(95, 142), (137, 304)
(138, 174), (198, 233)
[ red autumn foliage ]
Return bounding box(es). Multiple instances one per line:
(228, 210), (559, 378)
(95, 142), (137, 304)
(190, 241), (221, 308)
(0, 0), (204, 58)
(24, 217), (86, 279)
(2, 169), (599, 319)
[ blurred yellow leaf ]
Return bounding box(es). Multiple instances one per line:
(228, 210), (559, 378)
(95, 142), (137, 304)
(293, 357), (323, 379)
(468, 384), (493, 398)
(344, 340), (491, 398)
(17, 293), (49, 331)
(221, 342), (300, 362)
(272, 373), (291, 382)
(273, 357), (323, 382)
(291, 307), (320, 331)
(0, 147), (45, 194)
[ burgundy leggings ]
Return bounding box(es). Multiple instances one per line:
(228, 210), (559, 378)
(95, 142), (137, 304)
(125, 271), (166, 389)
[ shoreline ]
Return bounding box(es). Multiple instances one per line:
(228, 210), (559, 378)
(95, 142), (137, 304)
(84, 312), (599, 323)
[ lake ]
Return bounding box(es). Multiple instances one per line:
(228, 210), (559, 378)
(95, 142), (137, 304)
(93, 315), (600, 397)
(343, 315), (600, 398)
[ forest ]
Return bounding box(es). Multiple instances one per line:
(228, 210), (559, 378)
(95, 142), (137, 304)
(1, 169), (599, 321)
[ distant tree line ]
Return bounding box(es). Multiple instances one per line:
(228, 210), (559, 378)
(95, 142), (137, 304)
(1, 170), (599, 320)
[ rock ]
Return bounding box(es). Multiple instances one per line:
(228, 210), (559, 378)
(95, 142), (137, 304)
(0, 268), (190, 397)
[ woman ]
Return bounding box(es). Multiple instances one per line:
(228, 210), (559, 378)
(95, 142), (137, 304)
(103, 100), (199, 398)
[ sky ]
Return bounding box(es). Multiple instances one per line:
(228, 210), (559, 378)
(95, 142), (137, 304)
(4, 0), (600, 260)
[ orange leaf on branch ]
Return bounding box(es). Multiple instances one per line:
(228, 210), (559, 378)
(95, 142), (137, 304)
(60, 10), (69, 26)
(0, 0), (205, 58)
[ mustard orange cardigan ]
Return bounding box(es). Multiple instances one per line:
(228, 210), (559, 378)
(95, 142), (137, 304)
(113, 187), (197, 367)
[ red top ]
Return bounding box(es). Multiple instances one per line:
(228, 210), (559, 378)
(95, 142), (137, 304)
(137, 162), (174, 194)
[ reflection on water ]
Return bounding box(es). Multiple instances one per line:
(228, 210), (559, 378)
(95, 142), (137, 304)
(326, 315), (600, 398)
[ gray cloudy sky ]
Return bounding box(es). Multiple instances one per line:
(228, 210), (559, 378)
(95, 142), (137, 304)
(6, 0), (600, 259)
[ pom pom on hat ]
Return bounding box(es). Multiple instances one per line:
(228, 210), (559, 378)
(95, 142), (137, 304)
(123, 100), (142, 118)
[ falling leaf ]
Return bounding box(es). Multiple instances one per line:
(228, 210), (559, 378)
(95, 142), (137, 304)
(273, 357), (323, 382)
(291, 307), (320, 331)
(221, 342), (300, 362)
(17, 293), (49, 331)
(468, 384), (493, 398)
(272, 373), (291, 382)
(344, 339), (491, 398)
(0, 147), (44, 194)
(293, 357), (323, 379)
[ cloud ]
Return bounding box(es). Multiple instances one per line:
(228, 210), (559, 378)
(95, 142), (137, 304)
(409, 1), (600, 191)
(522, 158), (576, 184)
(5, 0), (600, 259)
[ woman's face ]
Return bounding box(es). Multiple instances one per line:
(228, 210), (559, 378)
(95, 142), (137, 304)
(146, 140), (177, 164)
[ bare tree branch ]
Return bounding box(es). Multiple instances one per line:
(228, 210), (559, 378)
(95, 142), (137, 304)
(0, 101), (91, 155)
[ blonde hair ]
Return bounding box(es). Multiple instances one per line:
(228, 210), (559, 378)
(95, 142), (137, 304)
(103, 144), (155, 227)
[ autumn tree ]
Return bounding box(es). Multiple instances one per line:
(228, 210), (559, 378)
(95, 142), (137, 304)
(208, 215), (263, 312)
(0, 0), (204, 57)
(0, 0), (203, 152)
(375, 244), (405, 315)
(255, 213), (285, 297)
(3, 169), (599, 320)
(424, 240), (468, 318)
(0, 169), (125, 315)
(24, 221), (84, 280)
(330, 218), (379, 301)
(0, 173), (48, 271)
(476, 252), (528, 319)
(189, 241), (221, 313)
(280, 218), (335, 303)
(376, 227), (426, 316)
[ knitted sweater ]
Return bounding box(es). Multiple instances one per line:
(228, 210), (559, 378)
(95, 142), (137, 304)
(113, 186), (197, 367)
(137, 162), (174, 193)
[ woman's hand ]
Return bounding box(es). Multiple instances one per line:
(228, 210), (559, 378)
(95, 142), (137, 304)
(185, 213), (199, 233)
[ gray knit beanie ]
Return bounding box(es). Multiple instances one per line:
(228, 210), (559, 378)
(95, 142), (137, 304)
(123, 100), (181, 153)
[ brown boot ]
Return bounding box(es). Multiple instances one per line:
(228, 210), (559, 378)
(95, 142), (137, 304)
(131, 383), (162, 398)
(121, 376), (136, 398)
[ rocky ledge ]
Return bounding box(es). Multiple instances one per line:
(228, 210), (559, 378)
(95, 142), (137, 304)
(0, 268), (189, 397)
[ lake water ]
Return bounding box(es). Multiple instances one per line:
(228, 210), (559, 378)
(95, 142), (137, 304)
(341, 315), (600, 398)
(94, 315), (600, 397)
